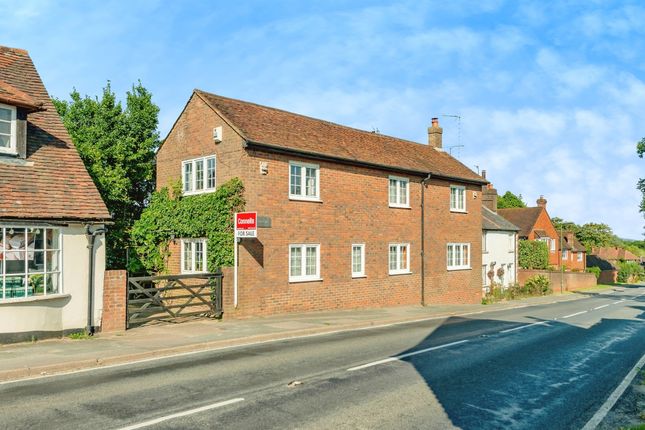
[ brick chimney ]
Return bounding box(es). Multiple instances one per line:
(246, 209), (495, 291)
(536, 195), (547, 208)
(481, 171), (498, 212)
(428, 117), (442, 149)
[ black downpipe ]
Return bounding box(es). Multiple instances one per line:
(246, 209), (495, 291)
(85, 225), (106, 335)
(420, 173), (432, 306)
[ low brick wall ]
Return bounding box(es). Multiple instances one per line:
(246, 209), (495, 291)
(101, 270), (127, 332)
(599, 270), (617, 284)
(518, 269), (597, 292)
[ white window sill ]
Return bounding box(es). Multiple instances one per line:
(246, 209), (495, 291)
(183, 188), (217, 197)
(289, 196), (322, 203)
(389, 271), (412, 276)
(389, 204), (411, 209)
(181, 270), (208, 275)
(352, 274), (367, 279)
(450, 209), (468, 214)
(0, 293), (71, 305)
(289, 277), (323, 283)
(447, 266), (471, 271)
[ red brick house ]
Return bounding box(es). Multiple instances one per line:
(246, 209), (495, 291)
(157, 90), (487, 316)
(498, 196), (560, 267)
(559, 231), (586, 271)
(0, 46), (110, 342)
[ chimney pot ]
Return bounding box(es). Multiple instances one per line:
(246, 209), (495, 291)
(428, 117), (443, 149)
(536, 195), (547, 208)
(481, 169), (487, 179)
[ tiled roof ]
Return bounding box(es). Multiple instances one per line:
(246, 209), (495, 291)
(497, 207), (543, 238)
(0, 79), (43, 111)
(591, 247), (639, 261)
(559, 232), (586, 252)
(0, 46), (109, 221)
(195, 90), (486, 184)
(482, 206), (520, 231)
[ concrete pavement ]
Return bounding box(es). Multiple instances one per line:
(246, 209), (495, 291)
(0, 288), (608, 383)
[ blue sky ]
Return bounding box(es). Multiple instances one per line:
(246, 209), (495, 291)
(3, 0), (644, 238)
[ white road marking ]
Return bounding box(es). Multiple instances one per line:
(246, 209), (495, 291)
(347, 340), (469, 372)
(612, 300), (623, 305)
(116, 398), (244, 430)
(581, 352), (645, 430)
(562, 311), (587, 319)
(592, 304), (610, 311)
(499, 321), (550, 333)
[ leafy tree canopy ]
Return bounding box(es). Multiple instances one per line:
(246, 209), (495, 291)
(638, 137), (645, 233)
(54, 81), (160, 270)
(497, 191), (526, 209)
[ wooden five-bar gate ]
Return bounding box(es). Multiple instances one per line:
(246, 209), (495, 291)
(126, 272), (223, 328)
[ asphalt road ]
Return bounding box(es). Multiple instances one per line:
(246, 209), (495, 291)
(1, 285), (644, 430)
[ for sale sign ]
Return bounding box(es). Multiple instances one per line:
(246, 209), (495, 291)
(235, 212), (257, 238)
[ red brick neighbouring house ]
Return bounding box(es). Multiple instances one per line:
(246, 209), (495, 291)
(498, 196), (560, 267)
(156, 90), (487, 316)
(559, 231), (586, 271)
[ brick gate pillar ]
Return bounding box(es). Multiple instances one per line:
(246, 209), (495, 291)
(101, 270), (127, 332)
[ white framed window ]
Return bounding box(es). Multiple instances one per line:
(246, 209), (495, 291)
(289, 161), (320, 201)
(289, 244), (320, 282)
(351, 244), (365, 278)
(482, 232), (488, 253)
(0, 103), (17, 155)
(550, 238), (556, 252)
(447, 243), (470, 270)
(562, 249), (568, 260)
(0, 226), (61, 300)
(450, 185), (466, 212)
(577, 252), (583, 262)
(388, 176), (409, 208)
(181, 238), (207, 274)
(182, 155), (216, 195)
(388, 243), (410, 275)
(508, 233), (514, 252)
(482, 264), (489, 287)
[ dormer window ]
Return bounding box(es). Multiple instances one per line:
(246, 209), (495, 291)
(0, 103), (17, 155)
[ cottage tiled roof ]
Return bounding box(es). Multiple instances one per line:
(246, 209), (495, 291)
(0, 46), (109, 221)
(559, 232), (586, 252)
(195, 90), (486, 184)
(591, 247), (639, 261)
(497, 207), (543, 238)
(482, 206), (520, 231)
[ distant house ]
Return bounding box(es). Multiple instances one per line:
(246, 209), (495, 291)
(0, 46), (110, 342)
(588, 247), (641, 269)
(480, 174), (520, 292)
(498, 196), (559, 267)
(559, 231), (586, 271)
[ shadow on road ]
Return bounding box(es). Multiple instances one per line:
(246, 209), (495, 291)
(392, 296), (645, 430)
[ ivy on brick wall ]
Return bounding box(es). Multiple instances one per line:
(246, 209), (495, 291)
(131, 178), (245, 274)
(518, 240), (549, 270)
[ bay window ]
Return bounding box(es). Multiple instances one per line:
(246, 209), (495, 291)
(0, 226), (61, 299)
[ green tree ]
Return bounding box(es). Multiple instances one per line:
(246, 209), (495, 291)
(576, 222), (619, 250)
(518, 240), (549, 269)
(54, 81), (160, 270)
(551, 217), (580, 235)
(497, 191), (526, 209)
(638, 137), (644, 232)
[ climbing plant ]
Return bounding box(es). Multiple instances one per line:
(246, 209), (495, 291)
(131, 178), (245, 274)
